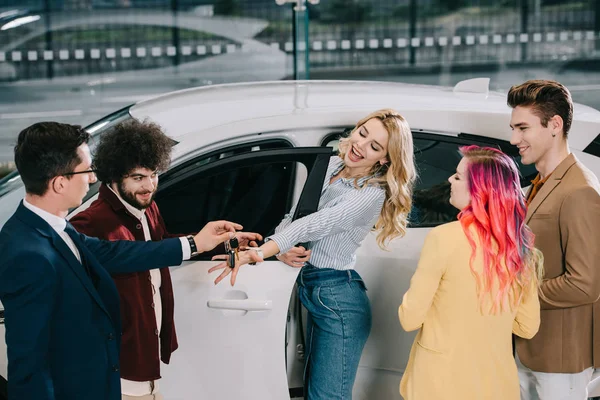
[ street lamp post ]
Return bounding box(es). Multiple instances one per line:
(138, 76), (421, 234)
(171, 0), (180, 68)
(275, 0), (319, 80)
(44, 0), (53, 79)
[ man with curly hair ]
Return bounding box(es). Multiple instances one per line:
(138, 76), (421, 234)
(69, 120), (259, 400)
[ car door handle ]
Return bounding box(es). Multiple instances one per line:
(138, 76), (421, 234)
(207, 299), (273, 311)
(0, 309), (4, 324)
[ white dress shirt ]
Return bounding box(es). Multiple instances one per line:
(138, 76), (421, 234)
(23, 199), (82, 262)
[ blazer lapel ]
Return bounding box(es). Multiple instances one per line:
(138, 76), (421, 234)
(15, 204), (113, 321)
(59, 227), (112, 321)
(526, 179), (561, 223)
(526, 154), (578, 223)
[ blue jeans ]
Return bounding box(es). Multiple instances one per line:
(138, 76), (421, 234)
(297, 264), (372, 400)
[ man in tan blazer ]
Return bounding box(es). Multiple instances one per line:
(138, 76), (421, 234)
(508, 80), (600, 399)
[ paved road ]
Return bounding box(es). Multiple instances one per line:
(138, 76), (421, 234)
(0, 65), (599, 163)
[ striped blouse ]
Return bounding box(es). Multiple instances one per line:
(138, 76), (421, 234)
(267, 156), (385, 270)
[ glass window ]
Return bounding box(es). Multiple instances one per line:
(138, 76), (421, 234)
(0, 107), (133, 201)
(154, 141), (296, 259)
(321, 130), (538, 228)
(584, 133), (600, 157)
(410, 138), (460, 227)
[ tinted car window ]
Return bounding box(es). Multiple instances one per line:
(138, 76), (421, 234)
(584, 133), (600, 157)
(155, 140), (296, 258)
(411, 139), (459, 227)
(322, 130), (537, 228)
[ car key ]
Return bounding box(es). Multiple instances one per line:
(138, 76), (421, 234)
(226, 236), (239, 268)
(229, 236), (239, 260)
(227, 250), (235, 269)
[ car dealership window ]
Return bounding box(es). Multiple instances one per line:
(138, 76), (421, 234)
(154, 140), (296, 258)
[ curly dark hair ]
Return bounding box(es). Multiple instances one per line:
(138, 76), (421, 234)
(94, 119), (173, 184)
(14, 122), (90, 196)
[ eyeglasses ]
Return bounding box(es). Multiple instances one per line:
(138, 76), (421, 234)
(63, 167), (97, 177)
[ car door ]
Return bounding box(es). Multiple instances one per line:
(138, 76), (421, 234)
(154, 146), (331, 400)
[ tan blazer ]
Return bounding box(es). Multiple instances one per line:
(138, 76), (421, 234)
(399, 221), (540, 400)
(516, 153), (600, 373)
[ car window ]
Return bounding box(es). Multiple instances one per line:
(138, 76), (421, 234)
(154, 140), (296, 258)
(410, 139), (460, 227)
(584, 133), (600, 157)
(0, 107), (133, 201)
(322, 130), (538, 228)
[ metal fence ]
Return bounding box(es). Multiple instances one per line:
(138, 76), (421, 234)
(0, 0), (598, 81)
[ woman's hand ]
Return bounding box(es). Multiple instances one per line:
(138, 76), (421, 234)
(276, 246), (311, 268)
(209, 248), (264, 286)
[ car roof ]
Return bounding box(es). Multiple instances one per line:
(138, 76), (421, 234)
(129, 80), (600, 153)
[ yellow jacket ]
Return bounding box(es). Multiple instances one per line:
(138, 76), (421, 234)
(398, 221), (540, 400)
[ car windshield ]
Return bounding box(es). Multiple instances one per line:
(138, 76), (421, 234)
(0, 106), (133, 199)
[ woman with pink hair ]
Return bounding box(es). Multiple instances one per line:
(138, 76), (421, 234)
(398, 145), (543, 400)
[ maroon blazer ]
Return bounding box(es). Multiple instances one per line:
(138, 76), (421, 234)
(70, 184), (179, 381)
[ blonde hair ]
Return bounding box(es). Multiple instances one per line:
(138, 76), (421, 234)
(338, 108), (417, 249)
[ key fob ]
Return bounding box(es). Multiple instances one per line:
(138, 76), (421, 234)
(228, 250), (236, 269)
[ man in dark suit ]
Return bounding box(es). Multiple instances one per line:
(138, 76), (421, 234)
(0, 122), (258, 400)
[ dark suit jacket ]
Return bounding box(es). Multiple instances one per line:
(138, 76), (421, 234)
(0, 202), (183, 400)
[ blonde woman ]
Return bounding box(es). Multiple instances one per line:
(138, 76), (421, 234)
(399, 146), (543, 400)
(210, 109), (417, 399)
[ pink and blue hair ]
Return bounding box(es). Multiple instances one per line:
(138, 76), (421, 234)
(458, 145), (538, 313)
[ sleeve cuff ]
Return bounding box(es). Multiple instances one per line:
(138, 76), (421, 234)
(179, 236), (191, 260)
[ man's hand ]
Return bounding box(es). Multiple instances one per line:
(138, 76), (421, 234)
(277, 246), (311, 268)
(237, 232), (263, 248)
(193, 220), (242, 253)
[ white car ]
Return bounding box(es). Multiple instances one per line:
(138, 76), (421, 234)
(0, 79), (599, 400)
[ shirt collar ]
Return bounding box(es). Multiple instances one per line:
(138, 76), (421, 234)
(330, 156), (380, 188)
(530, 168), (554, 187)
(107, 185), (146, 220)
(22, 198), (67, 232)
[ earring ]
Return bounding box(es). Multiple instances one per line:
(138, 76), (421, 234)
(552, 133), (556, 137)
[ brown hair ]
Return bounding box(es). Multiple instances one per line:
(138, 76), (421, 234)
(15, 122), (90, 196)
(507, 80), (573, 138)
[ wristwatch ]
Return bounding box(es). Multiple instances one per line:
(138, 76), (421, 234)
(186, 235), (199, 257)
